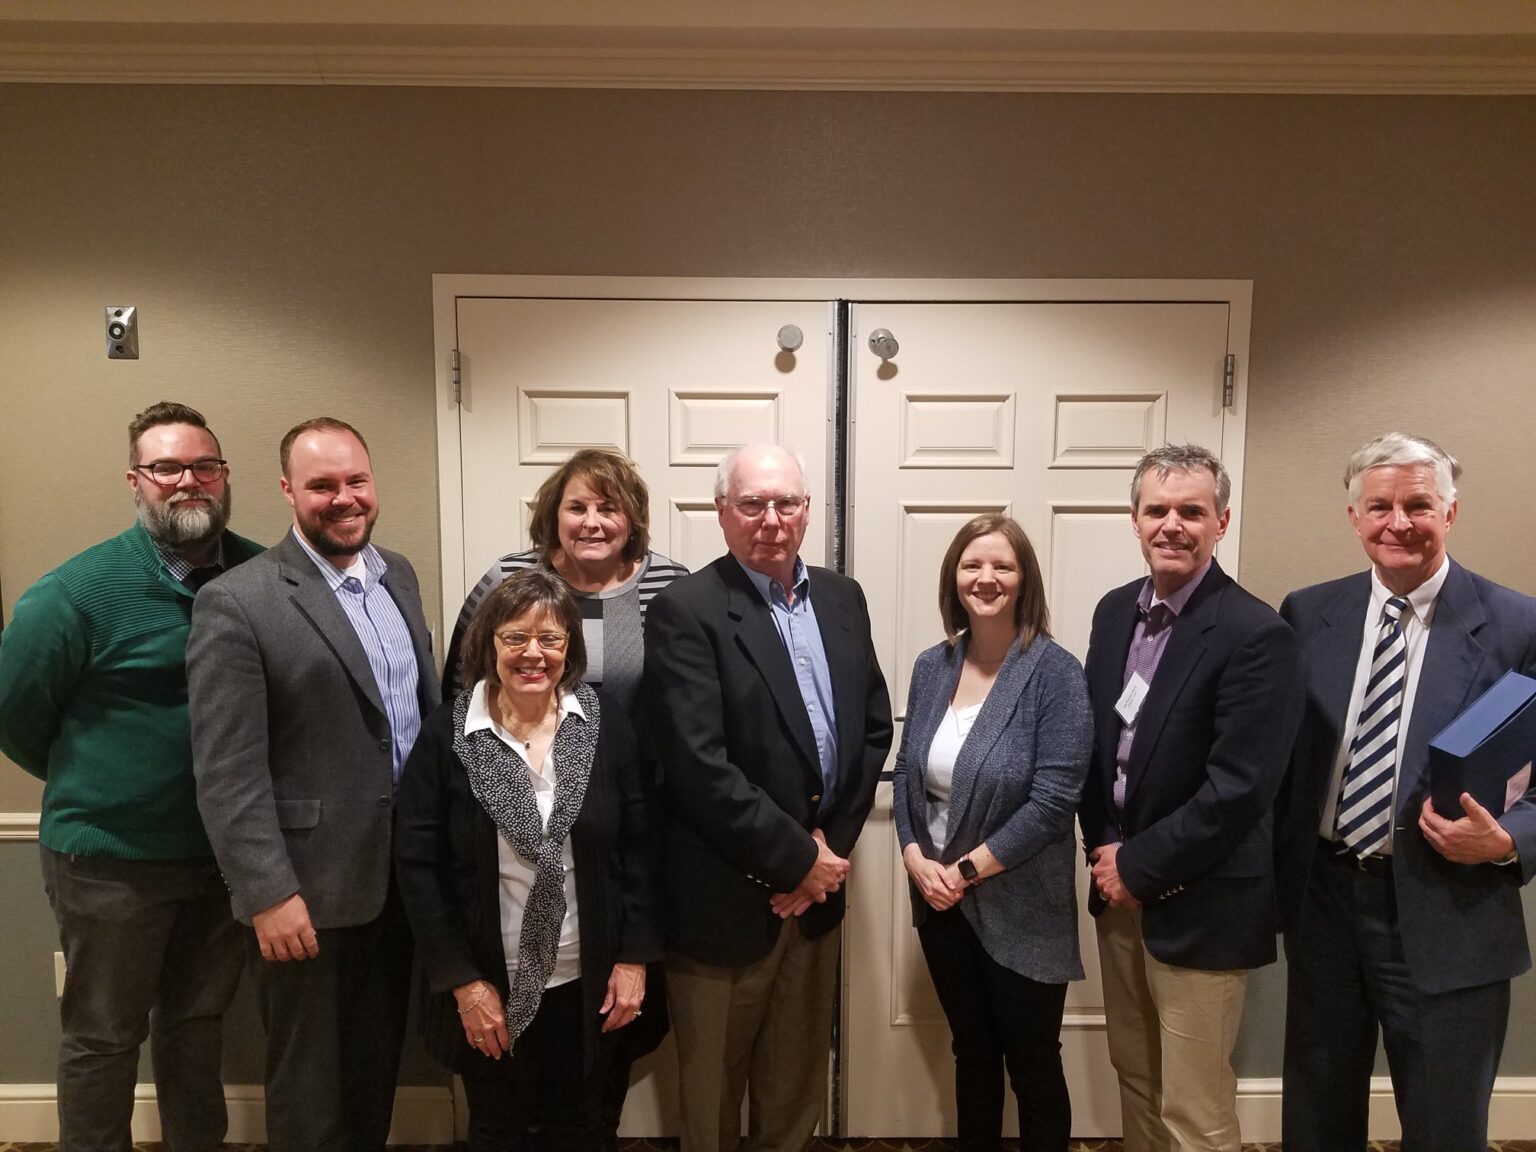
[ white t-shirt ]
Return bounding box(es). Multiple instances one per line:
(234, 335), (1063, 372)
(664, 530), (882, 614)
(925, 702), (983, 855)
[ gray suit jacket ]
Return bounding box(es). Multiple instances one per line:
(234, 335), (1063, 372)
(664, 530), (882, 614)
(188, 531), (440, 927)
(891, 634), (1093, 984)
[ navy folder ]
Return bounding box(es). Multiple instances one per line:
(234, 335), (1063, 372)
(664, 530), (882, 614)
(1428, 670), (1536, 818)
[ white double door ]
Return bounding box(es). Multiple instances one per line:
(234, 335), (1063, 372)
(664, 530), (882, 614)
(443, 282), (1241, 1137)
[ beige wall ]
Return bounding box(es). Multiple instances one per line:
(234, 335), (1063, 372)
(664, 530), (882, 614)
(1, 84), (1534, 1083)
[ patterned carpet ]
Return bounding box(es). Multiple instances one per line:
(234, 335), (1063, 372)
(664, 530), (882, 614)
(4, 1141), (1536, 1151)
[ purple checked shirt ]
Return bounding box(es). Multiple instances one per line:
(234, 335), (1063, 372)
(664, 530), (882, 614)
(1113, 561), (1212, 813)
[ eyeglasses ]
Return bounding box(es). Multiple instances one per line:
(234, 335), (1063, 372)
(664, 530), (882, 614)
(133, 459), (227, 485)
(732, 496), (807, 520)
(494, 630), (569, 652)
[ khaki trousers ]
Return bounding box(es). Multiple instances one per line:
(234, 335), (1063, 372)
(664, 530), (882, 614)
(666, 920), (841, 1152)
(1095, 904), (1248, 1152)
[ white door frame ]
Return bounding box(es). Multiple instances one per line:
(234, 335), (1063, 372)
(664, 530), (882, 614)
(431, 275), (1252, 631)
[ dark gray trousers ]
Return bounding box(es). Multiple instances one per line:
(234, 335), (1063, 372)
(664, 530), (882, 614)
(40, 845), (244, 1152)
(248, 880), (412, 1152)
(1282, 843), (1510, 1152)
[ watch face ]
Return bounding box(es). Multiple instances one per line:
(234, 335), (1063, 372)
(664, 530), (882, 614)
(958, 858), (978, 882)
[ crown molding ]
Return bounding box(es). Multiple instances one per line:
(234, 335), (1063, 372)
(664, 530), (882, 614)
(2, 29), (1534, 93)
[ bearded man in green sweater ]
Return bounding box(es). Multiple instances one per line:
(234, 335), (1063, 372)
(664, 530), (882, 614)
(0, 400), (263, 1152)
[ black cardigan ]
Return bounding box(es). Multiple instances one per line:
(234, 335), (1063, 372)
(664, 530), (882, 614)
(393, 687), (663, 1072)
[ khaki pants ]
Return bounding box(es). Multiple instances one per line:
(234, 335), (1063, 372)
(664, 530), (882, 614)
(666, 920), (841, 1152)
(1096, 903), (1248, 1152)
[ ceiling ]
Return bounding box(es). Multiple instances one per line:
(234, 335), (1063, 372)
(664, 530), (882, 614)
(2, 0), (1533, 92)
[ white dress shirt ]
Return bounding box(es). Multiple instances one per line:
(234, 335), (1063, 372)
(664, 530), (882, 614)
(1319, 557), (1451, 852)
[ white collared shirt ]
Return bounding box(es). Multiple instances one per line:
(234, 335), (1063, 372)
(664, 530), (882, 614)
(1319, 557), (1452, 852)
(465, 680), (582, 988)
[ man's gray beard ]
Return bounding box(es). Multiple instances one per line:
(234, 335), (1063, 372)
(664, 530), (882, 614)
(134, 485), (232, 551)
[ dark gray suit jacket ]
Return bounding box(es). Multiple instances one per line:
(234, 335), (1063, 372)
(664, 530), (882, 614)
(188, 530), (440, 927)
(1278, 559), (1536, 994)
(891, 634), (1092, 984)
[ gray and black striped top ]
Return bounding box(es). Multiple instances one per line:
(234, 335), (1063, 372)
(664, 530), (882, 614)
(443, 549), (689, 709)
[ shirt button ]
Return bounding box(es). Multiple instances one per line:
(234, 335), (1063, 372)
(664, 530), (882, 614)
(810, 793), (822, 804)
(377, 796), (390, 807)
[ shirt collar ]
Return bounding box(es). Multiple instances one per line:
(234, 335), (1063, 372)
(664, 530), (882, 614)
(464, 679), (587, 737)
(1370, 554), (1450, 624)
(291, 526), (386, 591)
(737, 555), (810, 606)
(151, 534), (226, 582)
(1137, 559), (1212, 618)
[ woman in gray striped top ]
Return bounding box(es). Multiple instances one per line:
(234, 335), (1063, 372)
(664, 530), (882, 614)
(442, 448), (686, 1149)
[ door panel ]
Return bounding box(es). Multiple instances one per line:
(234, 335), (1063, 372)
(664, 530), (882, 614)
(456, 296), (833, 584)
(843, 301), (1232, 1137)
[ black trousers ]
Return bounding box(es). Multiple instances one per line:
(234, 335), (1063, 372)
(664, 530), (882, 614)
(1282, 843), (1510, 1152)
(458, 979), (612, 1152)
(248, 881), (413, 1152)
(917, 904), (1071, 1152)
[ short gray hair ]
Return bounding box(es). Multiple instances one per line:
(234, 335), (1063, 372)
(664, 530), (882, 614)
(714, 443), (809, 499)
(1344, 432), (1459, 505)
(1130, 444), (1231, 515)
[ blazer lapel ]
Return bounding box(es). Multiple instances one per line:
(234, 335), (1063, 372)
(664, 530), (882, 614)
(381, 560), (439, 707)
(276, 533), (388, 718)
(1094, 591), (1141, 801)
(814, 577), (863, 778)
(1396, 561), (1488, 813)
(946, 637), (1045, 847)
(724, 565), (821, 776)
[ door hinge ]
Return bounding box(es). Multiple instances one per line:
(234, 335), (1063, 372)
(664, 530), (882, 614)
(450, 349), (461, 405)
(1222, 353), (1236, 409)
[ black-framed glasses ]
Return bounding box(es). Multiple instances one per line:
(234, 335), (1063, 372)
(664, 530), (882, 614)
(494, 630), (569, 652)
(133, 458), (227, 485)
(732, 496), (807, 521)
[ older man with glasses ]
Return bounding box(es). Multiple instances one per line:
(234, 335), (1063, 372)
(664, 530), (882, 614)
(642, 443), (893, 1152)
(0, 400), (263, 1151)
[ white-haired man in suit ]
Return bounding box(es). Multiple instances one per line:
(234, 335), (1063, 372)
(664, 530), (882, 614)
(1279, 432), (1536, 1152)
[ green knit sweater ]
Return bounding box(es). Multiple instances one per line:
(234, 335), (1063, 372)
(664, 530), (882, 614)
(0, 523), (264, 858)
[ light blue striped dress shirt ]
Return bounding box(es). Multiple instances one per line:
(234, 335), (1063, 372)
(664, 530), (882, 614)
(292, 528), (423, 780)
(738, 557), (840, 815)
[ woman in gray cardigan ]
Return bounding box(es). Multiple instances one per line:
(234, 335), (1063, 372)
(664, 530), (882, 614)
(892, 513), (1093, 1152)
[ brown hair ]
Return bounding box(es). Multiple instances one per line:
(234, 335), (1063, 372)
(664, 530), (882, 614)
(279, 417), (371, 476)
(528, 448), (650, 565)
(128, 401), (219, 464)
(456, 568), (588, 694)
(937, 513), (1050, 650)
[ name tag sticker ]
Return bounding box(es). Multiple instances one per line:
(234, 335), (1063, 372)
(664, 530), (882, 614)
(1507, 761), (1533, 813)
(1115, 673), (1150, 725)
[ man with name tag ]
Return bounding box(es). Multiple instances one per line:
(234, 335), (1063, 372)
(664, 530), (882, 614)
(1080, 444), (1302, 1152)
(1277, 432), (1536, 1152)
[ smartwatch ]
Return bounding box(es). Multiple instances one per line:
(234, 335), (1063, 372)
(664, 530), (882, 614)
(957, 856), (981, 886)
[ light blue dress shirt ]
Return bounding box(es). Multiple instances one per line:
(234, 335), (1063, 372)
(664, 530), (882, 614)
(737, 557), (840, 815)
(293, 528), (423, 781)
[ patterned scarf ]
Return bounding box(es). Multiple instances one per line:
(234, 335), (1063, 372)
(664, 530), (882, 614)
(453, 681), (601, 1044)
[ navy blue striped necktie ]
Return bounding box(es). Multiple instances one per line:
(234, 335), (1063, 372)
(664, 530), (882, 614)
(1336, 596), (1410, 857)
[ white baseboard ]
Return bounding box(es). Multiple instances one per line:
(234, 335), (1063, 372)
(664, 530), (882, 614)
(0, 1082), (455, 1144)
(1234, 1076), (1536, 1144)
(2, 1076), (1534, 1143)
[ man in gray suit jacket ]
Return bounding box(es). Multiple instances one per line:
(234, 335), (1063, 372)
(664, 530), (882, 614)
(1279, 433), (1536, 1152)
(188, 418), (440, 1152)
